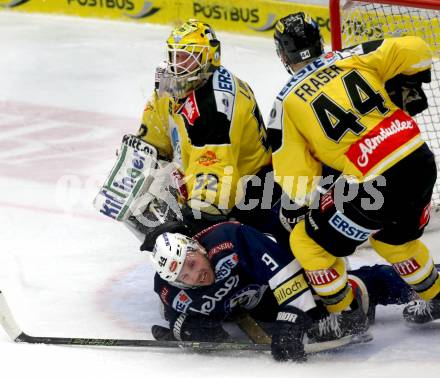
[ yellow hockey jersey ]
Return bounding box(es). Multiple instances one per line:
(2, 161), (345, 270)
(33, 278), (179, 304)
(267, 36), (433, 204)
(138, 66), (271, 214)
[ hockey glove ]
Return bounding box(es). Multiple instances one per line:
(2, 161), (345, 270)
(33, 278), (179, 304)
(151, 325), (176, 341)
(271, 309), (312, 362)
(139, 219), (189, 251)
(385, 70), (431, 116)
(135, 197), (190, 251)
(279, 202), (308, 232)
(171, 313), (229, 342)
(182, 203), (228, 235)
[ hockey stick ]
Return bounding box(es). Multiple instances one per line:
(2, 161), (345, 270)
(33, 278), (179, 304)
(233, 311), (272, 344)
(0, 291), (268, 351)
(0, 290), (371, 353)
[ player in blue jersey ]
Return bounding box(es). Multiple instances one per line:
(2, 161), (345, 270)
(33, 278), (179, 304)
(147, 221), (417, 362)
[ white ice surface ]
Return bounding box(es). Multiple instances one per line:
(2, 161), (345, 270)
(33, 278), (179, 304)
(1, 11), (440, 378)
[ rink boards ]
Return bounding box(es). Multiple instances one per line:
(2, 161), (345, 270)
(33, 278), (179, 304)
(0, 0), (332, 42)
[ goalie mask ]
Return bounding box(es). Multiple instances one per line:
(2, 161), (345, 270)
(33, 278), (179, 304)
(151, 232), (214, 287)
(274, 12), (323, 74)
(162, 19), (221, 99)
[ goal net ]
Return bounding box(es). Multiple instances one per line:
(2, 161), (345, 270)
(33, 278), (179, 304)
(330, 0), (440, 207)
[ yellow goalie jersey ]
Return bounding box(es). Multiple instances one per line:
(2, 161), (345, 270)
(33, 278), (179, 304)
(267, 36), (433, 204)
(137, 66), (271, 214)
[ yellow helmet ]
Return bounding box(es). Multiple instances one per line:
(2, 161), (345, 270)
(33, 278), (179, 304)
(165, 19), (221, 97)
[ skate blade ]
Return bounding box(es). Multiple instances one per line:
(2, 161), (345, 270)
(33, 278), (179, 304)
(306, 331), (372, 354)
(350, 332), (373, 344)
(404, 319), (440, 330)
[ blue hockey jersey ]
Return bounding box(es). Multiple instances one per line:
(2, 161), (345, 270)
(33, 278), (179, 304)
(153, 221), (316, 320)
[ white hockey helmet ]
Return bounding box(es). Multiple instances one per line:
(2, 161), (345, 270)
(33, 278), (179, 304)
(150, 232), (201, 282)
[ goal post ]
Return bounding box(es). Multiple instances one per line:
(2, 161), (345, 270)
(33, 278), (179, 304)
(329, 0), (440, 207)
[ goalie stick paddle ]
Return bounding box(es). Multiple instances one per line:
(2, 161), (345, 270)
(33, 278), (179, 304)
(0, 290), (371, 353)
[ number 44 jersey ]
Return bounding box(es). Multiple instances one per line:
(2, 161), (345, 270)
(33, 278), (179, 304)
(267, 36), (433, 204)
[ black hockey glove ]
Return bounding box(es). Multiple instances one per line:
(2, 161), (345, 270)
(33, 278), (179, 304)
(385, 70), (431, 116)
(151, 325), (176, 341)
(139, 220), (189, 251)
(271, 309), (312, 362)
(182, 204), (228, 235)
(135, 197), (190, 251)
(279, 202), (308, 232)
(171, 313), (229, 342)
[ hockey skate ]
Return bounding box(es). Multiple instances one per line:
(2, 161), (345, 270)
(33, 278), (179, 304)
(307, 288), (370, 343)
(403, 299), (440, 326)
